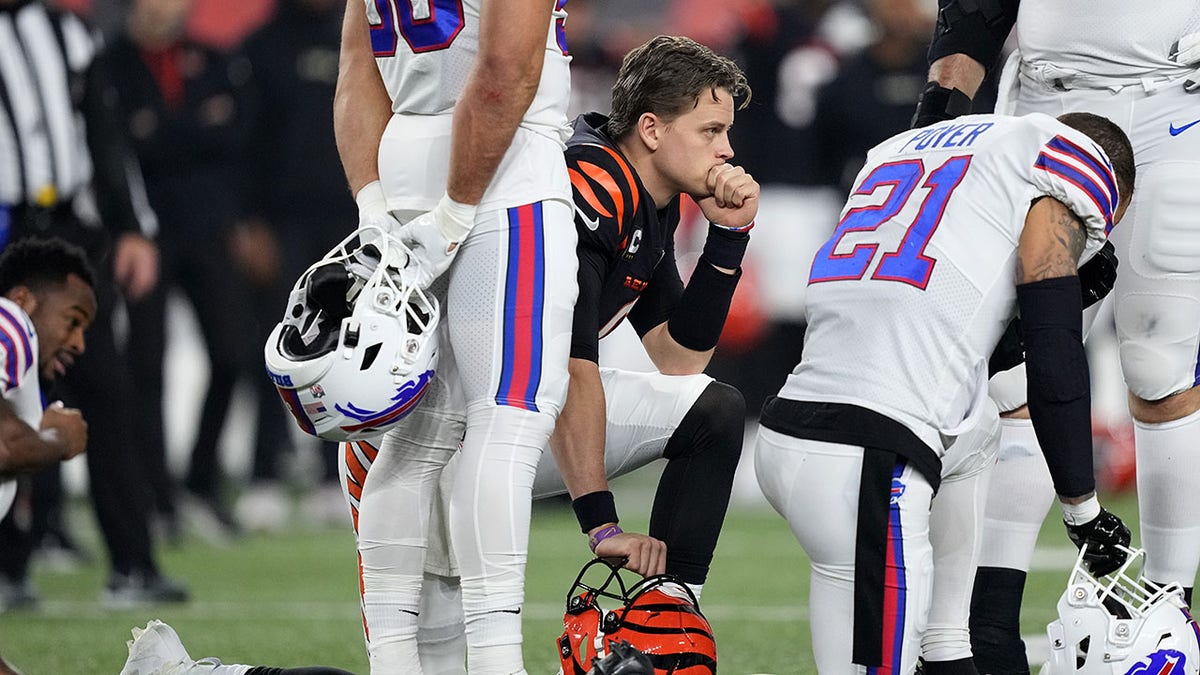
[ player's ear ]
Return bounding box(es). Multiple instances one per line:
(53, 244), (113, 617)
(5, 286), (37, 316)
(636, 112), (661, 151)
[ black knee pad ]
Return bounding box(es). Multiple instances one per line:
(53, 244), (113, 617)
(663, 381), (745, 462)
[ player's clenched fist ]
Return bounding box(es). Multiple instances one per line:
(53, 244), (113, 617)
(594, 531), (668, 577)
(697, 164), (759, 230)
(41, 401), (87, 460)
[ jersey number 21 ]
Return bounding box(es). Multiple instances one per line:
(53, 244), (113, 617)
(809, 156), (971, 290)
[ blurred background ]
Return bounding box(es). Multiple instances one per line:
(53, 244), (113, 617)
(0, 0), (1138, 670)
(37, 0), (1137, 586)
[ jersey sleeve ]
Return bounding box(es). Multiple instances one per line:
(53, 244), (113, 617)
(570, 241), (608, 362)
(0, 304), (36, 394)
(566, 143), (642, 360)
(1029, 129), (1120, 261)
(566, 143), (642, 255)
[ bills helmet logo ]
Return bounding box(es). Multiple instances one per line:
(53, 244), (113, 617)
(1124, 649), (1187, 675)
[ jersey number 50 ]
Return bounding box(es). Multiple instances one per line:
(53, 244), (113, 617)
(370, 0), (465, 55)
(809, 156), (971, 290)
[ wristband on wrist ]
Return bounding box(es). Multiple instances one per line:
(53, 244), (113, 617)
(572, 490), (619, 533)
(355, 180), (389, 218)
(1060, 494), (1101, 526)
(702, 222), (751, 270)
(433, 194), (477, 243)
(710, 219), (754, 233)
(588, 524), (624, 553)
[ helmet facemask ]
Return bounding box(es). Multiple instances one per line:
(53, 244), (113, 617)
(264, 226), (440, 441)
(1044, 546), (1200, 675)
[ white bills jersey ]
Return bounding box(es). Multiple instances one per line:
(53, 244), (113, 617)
(0, 297), (42, 519)
(366, 0), (571, 140)
(1017, 1), (1200, 82)
(778, 113), (1116, 456)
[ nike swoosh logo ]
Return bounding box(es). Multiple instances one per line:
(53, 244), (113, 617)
(576, 208), (600, 231)
(1169, 119), (1200, 136)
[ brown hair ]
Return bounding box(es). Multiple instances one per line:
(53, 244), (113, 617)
(607, 35), (751, 141)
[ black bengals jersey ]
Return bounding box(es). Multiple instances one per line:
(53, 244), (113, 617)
(566, 113), (685, 363)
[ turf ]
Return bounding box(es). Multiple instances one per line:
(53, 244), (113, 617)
(0, 488), (1140, 674)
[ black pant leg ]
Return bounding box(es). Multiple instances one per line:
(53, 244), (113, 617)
(68, 272), (158, 576)
(126, 282), (176, 517)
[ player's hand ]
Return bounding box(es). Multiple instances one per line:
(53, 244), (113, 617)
(1079, 240), (1118, 309)
(395, 210), (459, 289)
(40, 402), (87, 460)
(697, 164), (758, 230)
(1065, 507), (1131, 576)
(395, 195), (477, 290)
(593, 531), (667, 578)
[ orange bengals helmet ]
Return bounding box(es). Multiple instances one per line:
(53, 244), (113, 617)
(557, 558), (716, 675)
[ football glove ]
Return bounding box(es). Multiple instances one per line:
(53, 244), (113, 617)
(1079, 240), (1118, 309)
(1064, 507), (1131, 577)
(911, 82), (973, 129)
(395, 195), (477, 290)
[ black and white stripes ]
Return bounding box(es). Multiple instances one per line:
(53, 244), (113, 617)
(0, 2), (94, 207)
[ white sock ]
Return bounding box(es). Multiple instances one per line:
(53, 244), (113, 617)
(1136, 407), (1200, 587)
(978, 417), (1056, 571)
(453, 406), (551, 675)
(419, 573), (467, 675)
(685, 582), (704, 602)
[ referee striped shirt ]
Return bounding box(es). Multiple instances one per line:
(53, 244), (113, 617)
(0, 0), (95, 207)
(0, 0), (154, 236)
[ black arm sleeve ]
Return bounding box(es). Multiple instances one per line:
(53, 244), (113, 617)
(82, 47), (140, 238)
(666, 258), (742, 352)
(1017, 275), (1096, 498)
(569, 242), (609, 363)
(927, 0), (1020, 70)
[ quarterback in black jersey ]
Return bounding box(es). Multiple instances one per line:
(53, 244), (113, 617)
(534, 35), (759, 594)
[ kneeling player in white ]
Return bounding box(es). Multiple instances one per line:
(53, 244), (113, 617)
(755, 111), (1136, 675)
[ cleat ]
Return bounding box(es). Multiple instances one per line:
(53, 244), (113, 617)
(120, 620), (193, 675)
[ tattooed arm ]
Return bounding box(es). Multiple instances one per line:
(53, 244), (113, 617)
(1015, 194), (1099, 503)
(1017, 196), (1087, 283)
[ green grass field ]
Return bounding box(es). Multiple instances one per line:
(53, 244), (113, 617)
(0, 484), (1140, 674)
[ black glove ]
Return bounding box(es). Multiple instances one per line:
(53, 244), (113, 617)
(589, 641), (653, 675)
(1079, 240), (1118, 309)
(1065, 507), (1131, 577)
(911, 82), (974, 128)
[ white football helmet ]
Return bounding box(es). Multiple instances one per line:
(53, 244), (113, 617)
(1043, 546), (1200, 675)
(263, 226), (439, 441)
